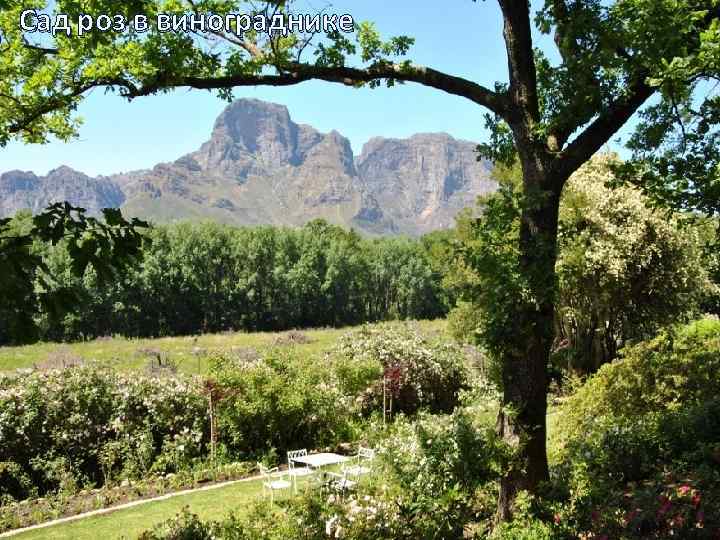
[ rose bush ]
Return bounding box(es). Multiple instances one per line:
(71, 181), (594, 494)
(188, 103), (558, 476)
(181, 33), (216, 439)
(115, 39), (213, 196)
(0, 366), (208, 502)
(333, 323), (469, 416)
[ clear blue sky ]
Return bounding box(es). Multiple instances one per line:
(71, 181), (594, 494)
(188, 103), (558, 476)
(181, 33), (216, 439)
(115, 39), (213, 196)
(3, 0), (629, 176)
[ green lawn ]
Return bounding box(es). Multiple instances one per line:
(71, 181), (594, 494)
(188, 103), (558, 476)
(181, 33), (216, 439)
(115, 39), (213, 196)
(0, 320), (447, 374)
(12, 466), (368, 539)
(12, 475), (297, 540)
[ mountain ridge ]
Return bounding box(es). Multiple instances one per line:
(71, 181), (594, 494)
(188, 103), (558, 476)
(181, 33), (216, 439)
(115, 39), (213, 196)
(1, 98), (496, 235)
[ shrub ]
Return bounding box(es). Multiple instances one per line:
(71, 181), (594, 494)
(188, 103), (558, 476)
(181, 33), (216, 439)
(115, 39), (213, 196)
(0, 366), (208, 500)
(556, 317), (720, 450)
(208, 349), (357, 460)
(551, 317), (720, 537)
(0, 462), (35, 505)
(138, 508), (214, 540)
(139, 497), (330, 540)
(379, 410), (506, 496)
(370, 409), (509, 537)
(487, 492), (559, 540)
(334, 323), (469, 416)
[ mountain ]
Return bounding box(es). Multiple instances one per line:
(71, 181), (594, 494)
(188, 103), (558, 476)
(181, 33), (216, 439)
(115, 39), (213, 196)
(1, 99), (496, 235)
(357, 133), (494, 233)
(0, 166), (125, 217)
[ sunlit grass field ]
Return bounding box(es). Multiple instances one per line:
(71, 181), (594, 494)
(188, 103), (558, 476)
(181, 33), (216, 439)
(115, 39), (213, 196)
(12, 469), (360, 540)
(0, 320), (447, 374)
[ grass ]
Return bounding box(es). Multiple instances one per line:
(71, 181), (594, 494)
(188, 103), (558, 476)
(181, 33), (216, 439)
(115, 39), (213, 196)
(12, 477), (265, 540)
(12, 466), (366, 540)
(0, 320), (447, 374)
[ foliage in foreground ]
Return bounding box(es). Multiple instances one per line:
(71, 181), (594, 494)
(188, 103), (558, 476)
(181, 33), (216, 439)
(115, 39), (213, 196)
(139, 318), (720, 539)
(0, 204), (148, 346)
(552, 316), (720, 537)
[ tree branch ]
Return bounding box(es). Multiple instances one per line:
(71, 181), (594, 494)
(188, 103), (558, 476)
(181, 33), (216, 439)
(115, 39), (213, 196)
(5, 85), (90, 138)
(557, 75), (654, 177)
(122, 62), (509, 114)
(5, 77), (140, 140)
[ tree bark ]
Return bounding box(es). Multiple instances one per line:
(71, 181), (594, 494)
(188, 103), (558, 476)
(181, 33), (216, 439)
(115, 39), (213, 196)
(496, 162), (563, 521)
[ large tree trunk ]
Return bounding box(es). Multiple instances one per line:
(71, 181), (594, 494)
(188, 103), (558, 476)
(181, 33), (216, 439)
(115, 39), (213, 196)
(496, 167), (562, 522)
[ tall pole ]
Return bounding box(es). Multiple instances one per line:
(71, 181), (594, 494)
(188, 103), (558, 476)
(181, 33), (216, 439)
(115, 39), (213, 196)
(382, 376), (386, 426)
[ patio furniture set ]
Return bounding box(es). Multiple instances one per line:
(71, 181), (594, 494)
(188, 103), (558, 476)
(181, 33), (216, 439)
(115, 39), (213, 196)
(258, 447), (376, 503)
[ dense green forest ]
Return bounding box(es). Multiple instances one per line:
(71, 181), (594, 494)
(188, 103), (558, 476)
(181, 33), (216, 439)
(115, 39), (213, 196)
(0, 216), (450, 345)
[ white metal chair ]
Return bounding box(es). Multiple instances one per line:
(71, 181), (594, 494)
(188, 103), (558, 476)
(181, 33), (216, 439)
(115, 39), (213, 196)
(258, 463), (291, 503)
(287, 448), (315, 494)
(343, 446), (375, 477)
(326, 470), (357, 499)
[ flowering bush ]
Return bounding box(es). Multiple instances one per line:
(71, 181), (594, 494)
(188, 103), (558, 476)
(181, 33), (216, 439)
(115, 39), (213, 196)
(370, 409), (508, 537)
(578, 475), (720, 539)
(0, 366), (208, 501)
(555, 155), (715, 373)
(550, 317), (720, 537)
(208, 349), (358, 460)
(378, 411), (505, 495)
(334, 323), (469, 416)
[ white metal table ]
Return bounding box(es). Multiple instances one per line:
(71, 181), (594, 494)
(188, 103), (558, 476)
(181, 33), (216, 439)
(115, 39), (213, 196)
(291, 453), (352, 495)
(291, 452), (349, 469)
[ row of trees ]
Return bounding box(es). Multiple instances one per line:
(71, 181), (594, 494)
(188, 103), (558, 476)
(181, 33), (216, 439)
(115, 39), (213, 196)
(0, 218), (449, 344)
(3, 157), (716, 362)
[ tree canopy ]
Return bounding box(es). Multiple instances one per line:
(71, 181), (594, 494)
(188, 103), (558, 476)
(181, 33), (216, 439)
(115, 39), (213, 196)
(0, 219), (448, 345)
(0, 204), (149, 343)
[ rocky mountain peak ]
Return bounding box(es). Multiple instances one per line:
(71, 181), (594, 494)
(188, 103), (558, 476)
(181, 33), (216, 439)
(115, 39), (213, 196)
(202, 98), (300, 167)
(0, 170), (39, 191)
(1, 99), (496, 235)
(356, 132), (493, 233)
(46, 165), (90, 181)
